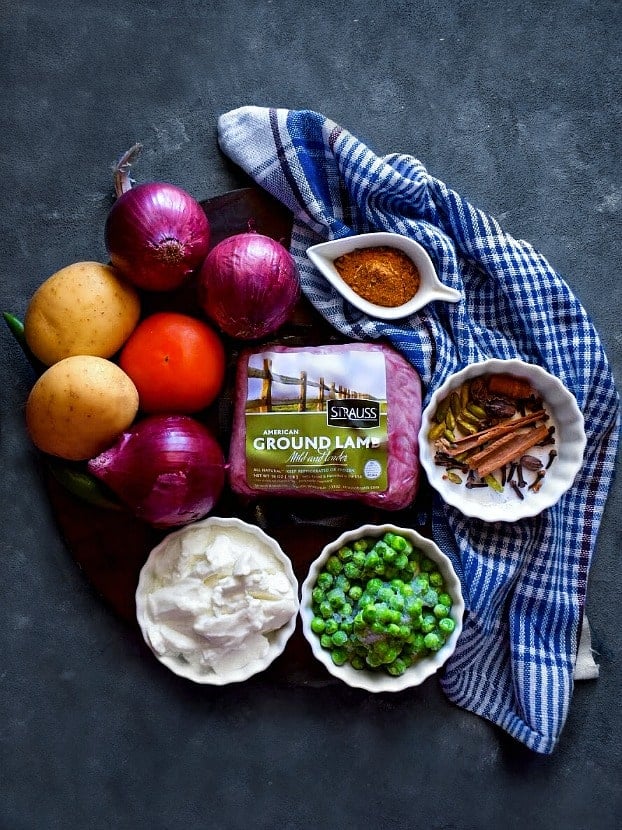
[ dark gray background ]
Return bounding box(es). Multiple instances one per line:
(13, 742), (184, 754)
(1, 1), (620, 828)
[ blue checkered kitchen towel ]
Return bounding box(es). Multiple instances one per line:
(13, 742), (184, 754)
(218, 106), (620, 754)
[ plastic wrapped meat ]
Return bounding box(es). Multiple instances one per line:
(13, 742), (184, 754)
(228, 342), (422, 510)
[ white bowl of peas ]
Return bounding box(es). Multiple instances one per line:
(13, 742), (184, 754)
(300, 524), (465, 692)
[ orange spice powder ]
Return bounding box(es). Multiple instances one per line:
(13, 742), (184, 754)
(333, 246), (421, 307)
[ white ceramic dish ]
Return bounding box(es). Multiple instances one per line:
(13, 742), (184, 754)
(136, 516), (299, 684)
(306, 232), (461, 320)
(300, 524), (464, 693)
(418, 358), (586, 522)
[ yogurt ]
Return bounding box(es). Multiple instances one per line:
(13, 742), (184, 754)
(136, 517), (299, 683)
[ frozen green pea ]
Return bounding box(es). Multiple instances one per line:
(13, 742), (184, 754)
(312, 587), (325, 605)
(424, 631), (444, 651)
(319, 601), (333, 619)
(411, 633), (427, 654)
(352, 551), (367, 569)
(331, 649), (348, 666)
(413, 574), (429, 592)
(365, 550), (380, 570)
(327, 588), (345, 609)
(362, 605), (377, 624)
(310, 617), (326, 635)
(325, 555), (343, 575)
(331, 630), (348, 647)
(335, 574), (351, 591)
(348, 585), (363, 602)
(366, 578), (383, 594)
(433, 603), (449, 619)
(387, 658), (409, 676)
(422, 588), (439, 607)
(421, 613), (437, 634)
(317, 572), (333, 590)
(338, 545), (353, 562)
(439, 617), (456, 635)
(394, 553), (409, 571)
(429, 571), (444, 588)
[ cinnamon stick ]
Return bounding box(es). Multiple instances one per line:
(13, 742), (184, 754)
(474, 424), (550, 478)
(438, 409), (548, 456)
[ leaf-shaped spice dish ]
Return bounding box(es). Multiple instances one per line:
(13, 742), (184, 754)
(307, 232), (461, 320)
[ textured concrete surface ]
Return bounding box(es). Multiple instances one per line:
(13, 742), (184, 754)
(1, 1), (620, 828)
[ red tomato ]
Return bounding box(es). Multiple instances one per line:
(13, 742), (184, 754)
(119, 312), (226, 413)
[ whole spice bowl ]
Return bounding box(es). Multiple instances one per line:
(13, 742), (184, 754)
(300, 524), (465, 692)
(418, 358), (586, 522)
(135, 516), (299, 684)
(306, 231), (462, 320)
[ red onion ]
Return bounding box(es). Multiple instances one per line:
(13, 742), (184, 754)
(105, 181), (211, 292)
(198, 231), (300, 339)
(87, 414), (225, 528)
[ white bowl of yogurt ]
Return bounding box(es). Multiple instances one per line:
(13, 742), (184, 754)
(135, 516), (299, 684)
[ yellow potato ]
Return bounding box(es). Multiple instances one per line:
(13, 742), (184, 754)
(24, 261), (141, 366)
(25, 355), (139, 460)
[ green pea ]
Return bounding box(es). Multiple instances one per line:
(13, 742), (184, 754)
(331, 649), (348, 666)
(324, 618), (339, 635)
(331, 630), (348, 647)
(429, 571), (444, 588)
(348, 585), (363, 602)
(325, 555), (343, 575)
(338, 545), (353, 562)
(387, 658), (408, 676)
(312, 587), (325, 605)
(317, 572), (333, 590)
(439, 617), (456, 635)
(310, 617), (326, 635)
(424, 631), (444, 651)
(319, 601), (333, 619)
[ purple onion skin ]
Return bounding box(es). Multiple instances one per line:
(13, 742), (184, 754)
(198, 232), (300, 339)
(87, 414), (225, 528)
(105, 182), (211, 292)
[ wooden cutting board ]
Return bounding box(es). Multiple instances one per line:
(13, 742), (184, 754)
(42, 185), (429, 679)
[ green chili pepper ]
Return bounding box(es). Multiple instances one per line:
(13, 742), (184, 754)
(2, 312), (42, 373)
(46, 459), (123, 511)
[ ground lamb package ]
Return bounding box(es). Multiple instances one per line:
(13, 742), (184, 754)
(228, 342), (422, 510)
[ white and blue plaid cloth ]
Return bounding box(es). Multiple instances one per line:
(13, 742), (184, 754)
(218, 106), (620, 754)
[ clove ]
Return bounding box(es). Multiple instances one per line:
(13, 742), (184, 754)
(510, 481), (525, 499)
(546, 449), (558, 469)
(528, 470), (546, 492)
(538, 425), (556, 446)
(465, 469), (487, 488)
(515, 463), (527, 488)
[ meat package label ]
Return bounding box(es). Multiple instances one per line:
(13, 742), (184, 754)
(244, 349), (389, 493)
